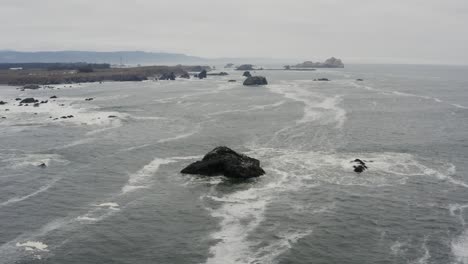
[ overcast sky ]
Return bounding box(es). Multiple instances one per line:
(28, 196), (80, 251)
(1, 0), (467, 64)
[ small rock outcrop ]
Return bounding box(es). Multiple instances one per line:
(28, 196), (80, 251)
(243, 76), (268, 86)
(181, 146), (265, 179)
(23, 84), (40, 90)
(50, 95), (57, 99)
(351, 159), (370, 173)
(236, 64), (254, 71)
(294, 57), (344, 68)
(198, 70), (207, 79)
(0, 101), (7, 105)
(159, 72), (176, 80)
(314, 78), (330, 81)
(179, 73), (190, 79)
(20, 98), (38, 104)
(224, 63), (235, 68)
(228, 80), (237, 82)
(243, 71), (252, 77)
(356, 79), (364, 81)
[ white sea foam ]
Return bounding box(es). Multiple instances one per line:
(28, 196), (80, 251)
(122, 158), (176, 193)
(16, 241), (49, 252)
(268, 82), (347, 128)
(0, 178), (60, 207)
(453, 230), (468, 264)
(4, 154), (68, 169)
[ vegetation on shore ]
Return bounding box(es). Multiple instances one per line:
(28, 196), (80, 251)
(0, 65), (209, 86)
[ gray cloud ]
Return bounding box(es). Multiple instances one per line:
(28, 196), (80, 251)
(1, 0), (467, 64)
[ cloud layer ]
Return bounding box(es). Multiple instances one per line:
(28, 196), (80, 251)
(1, 0), (467, 64)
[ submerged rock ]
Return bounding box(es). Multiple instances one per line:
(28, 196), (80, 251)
(242, 71), (252, 78)
(181, 146), (265, 179)
(228, 80), (237, 82)
(314, 78), (330, 81)
(243, 76), (268, 86)
(38, 162), (47, 168)
(356, 79), (364, 81)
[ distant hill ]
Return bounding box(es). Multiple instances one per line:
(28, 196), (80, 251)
(0, 50), (204, 64)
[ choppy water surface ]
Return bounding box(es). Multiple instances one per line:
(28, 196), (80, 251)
(0, 65), (467, 264)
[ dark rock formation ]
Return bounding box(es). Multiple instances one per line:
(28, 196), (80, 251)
(314, 78), (330, 81)
(243, 71), (252, 78)
(356, 79), (364, 81)
(50, 95), (57, 99)
(351, 159), (369, 173)
(294, 57), (344, 68)
(243, 76), (268, 86)
(236, 64), (254, 71)
(198, 70), (207, 79)
(224, 63), (235, 68)
(207, 72), (229, 76)
(159, 72), (176, 80)
(179, 73), (190, 79)
(23, 84), (40, 90)
(108, 115), (117, 118)
(38, 163), (47, 168)
(181, 146), (265, 179)
(85, 98), (94, 101)
(0, 101), (7, 105)
(228, 80), (237, 82)
(15, 98), (21, 101)
(33, 103), (40, 107)
(20, 98), (38, 104)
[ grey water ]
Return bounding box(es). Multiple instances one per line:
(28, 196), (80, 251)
(0, 64), (467, 264)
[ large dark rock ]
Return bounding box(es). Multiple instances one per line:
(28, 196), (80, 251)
(243, 71), (252, 77)
(20, 98), (38, 104)
(243, 76), (268, 86)
(181, 146), (265, 179)
(198, 70), (207, 79)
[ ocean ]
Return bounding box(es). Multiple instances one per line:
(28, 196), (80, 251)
(0, 64), (467, 264)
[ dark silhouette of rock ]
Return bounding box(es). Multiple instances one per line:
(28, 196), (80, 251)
(159, 72), (176, 80)
(40, 100), (48, 104)
(61, 116), (68, 119)
(85, 98), (94, 101)
(23, 84), (40, 90)
(228, 80), (237, 82)
(50, 95), (57, 99)
(181, 146), (265, 179)
(38, 163), (47, 168)
(179, 73), (190, 79)
(0, 101), (7, 105)
(67, 115), (74, 118)
(243, 76), (268, 86)
(224, 63), (235, 68)
(294, 57), (344, 68)
(108, 115), (117, 118)
(207, 72), (229, 76)
(15, 98), (21, 101)
(198, 70), (207, 79)
(243, 71), (252, 77)
(236, 64), (254, 71)
(314, 78), (330, 81)
(351, 159), (369, 173)
(356, 79), (364, 81)
(33, 103), (40, 107)
(20, 98), (38, 104)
